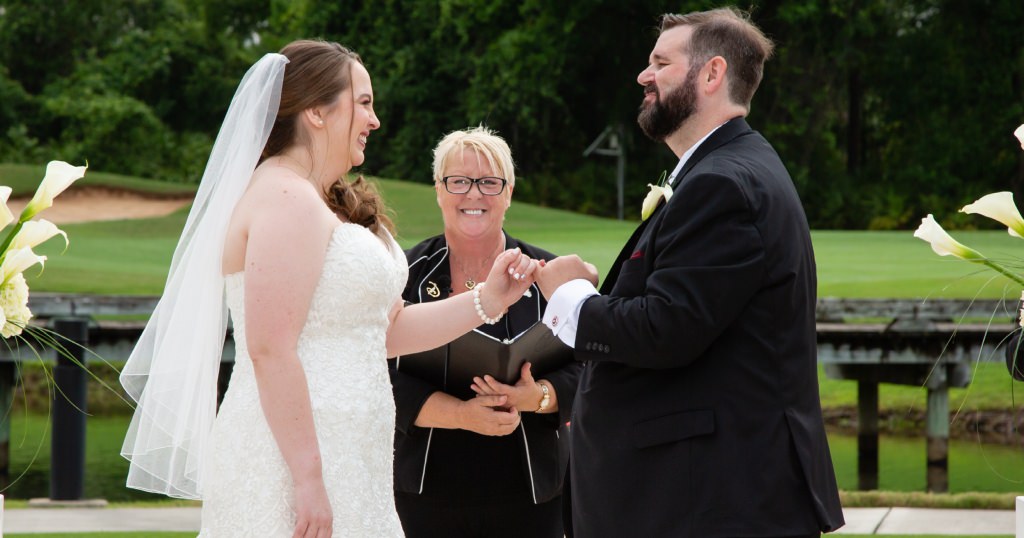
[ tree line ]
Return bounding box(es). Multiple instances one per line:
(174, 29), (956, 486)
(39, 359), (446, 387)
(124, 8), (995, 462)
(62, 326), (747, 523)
(1, 0), (1022, 229)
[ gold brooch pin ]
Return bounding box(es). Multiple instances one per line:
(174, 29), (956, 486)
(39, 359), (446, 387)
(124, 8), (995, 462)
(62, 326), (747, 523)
(426, 280), (441, 298)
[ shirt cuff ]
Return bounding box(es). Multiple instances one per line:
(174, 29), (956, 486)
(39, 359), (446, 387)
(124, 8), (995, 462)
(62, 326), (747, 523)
(542, 279), (599, 348)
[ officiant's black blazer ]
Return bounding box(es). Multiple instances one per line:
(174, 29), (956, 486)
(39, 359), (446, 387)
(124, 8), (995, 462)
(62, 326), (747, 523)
(390, 233), (579, 506)
(568, 117), (844, 537)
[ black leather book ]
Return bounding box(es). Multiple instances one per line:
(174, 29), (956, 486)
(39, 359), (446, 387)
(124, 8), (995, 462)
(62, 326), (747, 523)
(396, 322), (574, 393)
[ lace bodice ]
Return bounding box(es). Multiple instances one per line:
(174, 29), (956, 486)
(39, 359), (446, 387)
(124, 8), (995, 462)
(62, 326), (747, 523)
(199, 223), (408, 537)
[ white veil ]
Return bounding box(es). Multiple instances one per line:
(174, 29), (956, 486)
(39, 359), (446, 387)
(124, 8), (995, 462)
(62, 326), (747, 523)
(120, 53), (289, 499)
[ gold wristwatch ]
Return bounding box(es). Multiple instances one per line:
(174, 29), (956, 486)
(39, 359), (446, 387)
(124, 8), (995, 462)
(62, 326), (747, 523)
(536, 381), (550, 412)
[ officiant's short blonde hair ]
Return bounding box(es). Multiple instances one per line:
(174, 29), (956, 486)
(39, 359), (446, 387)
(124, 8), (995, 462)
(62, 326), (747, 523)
(432, 125), (516, 187)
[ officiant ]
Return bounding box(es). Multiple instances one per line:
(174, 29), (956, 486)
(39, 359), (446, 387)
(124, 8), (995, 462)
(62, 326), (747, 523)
(388, 126), (580, 538)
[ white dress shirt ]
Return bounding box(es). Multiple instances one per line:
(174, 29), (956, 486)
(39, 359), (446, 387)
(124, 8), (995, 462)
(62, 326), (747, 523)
(542, 123), (725, 347)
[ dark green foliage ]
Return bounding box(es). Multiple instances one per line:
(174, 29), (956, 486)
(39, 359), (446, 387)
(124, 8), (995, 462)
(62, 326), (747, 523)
(0, 0), (1022, 226)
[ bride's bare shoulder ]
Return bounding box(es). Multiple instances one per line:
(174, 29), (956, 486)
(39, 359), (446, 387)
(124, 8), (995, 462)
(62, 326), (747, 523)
(243, 164), (324, 214)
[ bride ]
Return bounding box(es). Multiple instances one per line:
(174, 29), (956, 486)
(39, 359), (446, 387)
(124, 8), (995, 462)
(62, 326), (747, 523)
(120, 40), (537, 537)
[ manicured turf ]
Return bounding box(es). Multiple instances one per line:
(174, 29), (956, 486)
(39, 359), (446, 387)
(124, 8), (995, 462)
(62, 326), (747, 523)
(16, 168), (1024, 298)
(814, 229), (1024, 299)
(819, 362), (1024, 412)
(0, 163), (196, 197)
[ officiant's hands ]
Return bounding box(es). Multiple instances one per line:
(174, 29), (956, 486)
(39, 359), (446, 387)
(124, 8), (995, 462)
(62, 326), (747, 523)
(470, 362), (556, 414)
(536, 255), (599, 299)
(458, 394), (521, 436)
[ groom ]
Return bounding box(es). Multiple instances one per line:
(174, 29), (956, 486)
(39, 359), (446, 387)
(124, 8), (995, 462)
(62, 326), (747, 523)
(536, 8), (845, 537)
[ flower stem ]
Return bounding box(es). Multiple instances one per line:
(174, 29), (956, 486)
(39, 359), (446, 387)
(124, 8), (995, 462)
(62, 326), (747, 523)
(978, 258), (1024, 287)
(0, 220), (25, 265)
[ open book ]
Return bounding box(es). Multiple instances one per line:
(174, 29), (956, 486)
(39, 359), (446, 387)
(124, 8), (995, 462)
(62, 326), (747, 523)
(396, 322), (574, 393)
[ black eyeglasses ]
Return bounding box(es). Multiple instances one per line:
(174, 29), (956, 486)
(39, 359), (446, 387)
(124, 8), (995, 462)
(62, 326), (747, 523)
(441, 175), (507, 196)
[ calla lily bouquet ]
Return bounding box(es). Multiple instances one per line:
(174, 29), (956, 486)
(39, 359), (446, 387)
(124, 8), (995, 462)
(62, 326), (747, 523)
(914, 124), (1024, 323)
(0, 161), (86, 337)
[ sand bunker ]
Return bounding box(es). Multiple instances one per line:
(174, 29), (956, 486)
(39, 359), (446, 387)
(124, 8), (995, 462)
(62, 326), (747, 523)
(6, 187), (193, 224)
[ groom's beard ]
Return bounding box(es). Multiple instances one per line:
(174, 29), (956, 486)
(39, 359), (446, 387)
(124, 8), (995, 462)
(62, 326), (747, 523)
(637, 66), (700, 142)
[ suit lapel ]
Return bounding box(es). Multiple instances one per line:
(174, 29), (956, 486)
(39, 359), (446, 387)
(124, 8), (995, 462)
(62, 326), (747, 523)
(602, 117), (753, 295)
(600, 218), (651, 294)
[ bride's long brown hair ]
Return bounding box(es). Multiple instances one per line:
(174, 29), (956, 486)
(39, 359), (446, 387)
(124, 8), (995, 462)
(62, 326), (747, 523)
(261, 39), (394, 235)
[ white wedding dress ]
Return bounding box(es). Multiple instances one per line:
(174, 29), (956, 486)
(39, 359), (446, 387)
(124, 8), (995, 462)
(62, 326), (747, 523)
(198, 223), (407, 537)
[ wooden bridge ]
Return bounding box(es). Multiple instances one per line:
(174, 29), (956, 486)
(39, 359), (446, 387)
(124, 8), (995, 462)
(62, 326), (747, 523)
(816, 297), (1017, 493)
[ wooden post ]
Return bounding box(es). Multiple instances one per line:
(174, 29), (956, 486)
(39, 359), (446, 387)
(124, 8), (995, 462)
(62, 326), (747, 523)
(926, 384), (950, 493)
(51, 318), (89, 500)
(0, 361), (13, 488)
(857, 380), (879, 490)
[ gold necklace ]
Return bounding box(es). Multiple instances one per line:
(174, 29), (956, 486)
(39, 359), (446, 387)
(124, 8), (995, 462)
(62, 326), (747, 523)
(452, 237), (505, 291)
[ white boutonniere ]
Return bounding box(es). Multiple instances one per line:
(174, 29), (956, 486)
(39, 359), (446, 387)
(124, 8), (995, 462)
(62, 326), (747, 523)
(641, 170), (673, 221)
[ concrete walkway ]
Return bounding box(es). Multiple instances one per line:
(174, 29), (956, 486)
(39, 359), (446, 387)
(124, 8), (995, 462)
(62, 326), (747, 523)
(837, 507), (1015, 535)
(1, 506), (1017, 534)
(5, 507), (200, 533)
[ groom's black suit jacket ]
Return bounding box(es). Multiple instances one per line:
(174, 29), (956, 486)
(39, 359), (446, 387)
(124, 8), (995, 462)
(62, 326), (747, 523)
(568, 117), (844, 537)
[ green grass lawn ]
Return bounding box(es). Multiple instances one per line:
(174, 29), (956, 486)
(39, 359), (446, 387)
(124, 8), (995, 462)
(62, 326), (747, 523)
(0, 163), (196, 197)
(14, 166), (1024, 298)
(814, 229), (1024, 299)
(819, 362), (1024, 412)
(20, 173), (638, 295)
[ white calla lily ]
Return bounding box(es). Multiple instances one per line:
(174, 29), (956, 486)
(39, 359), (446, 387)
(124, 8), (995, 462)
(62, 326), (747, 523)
(641, 183), (673, 221)
(960, 192), (1024, 238)
(10, 219), (68, 251)
(1015, 124), (1024, 151)
(20, 160), (87, 221)
(1, 246), (46, 284)
(913, 214), (985, 260)
(0, 186), (13, 230)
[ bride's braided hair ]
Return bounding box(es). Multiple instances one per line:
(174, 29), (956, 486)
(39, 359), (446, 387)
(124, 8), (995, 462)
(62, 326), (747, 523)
(262, 39), (394, 235)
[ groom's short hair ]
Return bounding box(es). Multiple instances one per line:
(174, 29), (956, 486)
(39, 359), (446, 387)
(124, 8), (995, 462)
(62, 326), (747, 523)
(660, 8), (774, 110)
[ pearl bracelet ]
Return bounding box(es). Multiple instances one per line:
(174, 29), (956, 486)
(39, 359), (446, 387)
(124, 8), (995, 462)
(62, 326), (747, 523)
(472, 282), (503, 325)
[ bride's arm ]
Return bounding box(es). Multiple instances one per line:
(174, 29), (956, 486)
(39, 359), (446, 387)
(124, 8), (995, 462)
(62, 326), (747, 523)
(386, 248), (539, 357)
(241, 179), (334, 534)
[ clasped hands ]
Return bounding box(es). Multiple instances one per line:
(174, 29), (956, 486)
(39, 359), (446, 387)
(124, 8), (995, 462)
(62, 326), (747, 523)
(484, 249), (599, 309)
(462, 362), (545, 437)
